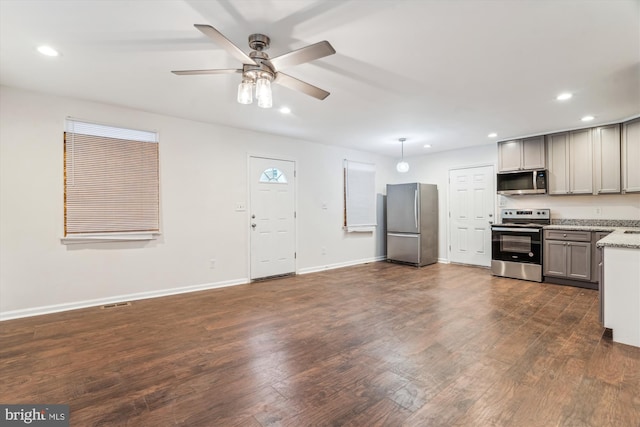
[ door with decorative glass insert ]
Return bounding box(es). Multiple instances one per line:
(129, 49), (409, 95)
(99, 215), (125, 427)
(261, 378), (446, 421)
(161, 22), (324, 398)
(448, 165), (494, 267)
(249, 156), (296, 279)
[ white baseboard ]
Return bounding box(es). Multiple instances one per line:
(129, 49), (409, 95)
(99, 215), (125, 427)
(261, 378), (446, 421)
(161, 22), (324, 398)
(298, 256), (386, 275)
(438, 257), (450, 264)
(0, 278), (249, 321)
(1, 256), (398, 321)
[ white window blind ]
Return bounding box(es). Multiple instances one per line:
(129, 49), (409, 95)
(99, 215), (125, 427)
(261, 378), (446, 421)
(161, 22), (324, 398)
(64, 119), (159, 238)
(343, 160), (376, 232)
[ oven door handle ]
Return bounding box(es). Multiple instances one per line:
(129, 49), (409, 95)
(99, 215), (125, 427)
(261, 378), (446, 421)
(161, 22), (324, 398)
(492, 227), (540, 233)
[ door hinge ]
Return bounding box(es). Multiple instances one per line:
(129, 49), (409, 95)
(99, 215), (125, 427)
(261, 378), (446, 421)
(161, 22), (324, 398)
(449, 245), (451, 251)
(294, 170), (297, 178)
(449, 212), (451, 218)
(294, 211), (297, 218)
(294, 252), (297, 259)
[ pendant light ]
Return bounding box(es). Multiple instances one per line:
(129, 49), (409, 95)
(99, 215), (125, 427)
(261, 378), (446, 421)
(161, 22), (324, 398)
(396, 138), (409, 173)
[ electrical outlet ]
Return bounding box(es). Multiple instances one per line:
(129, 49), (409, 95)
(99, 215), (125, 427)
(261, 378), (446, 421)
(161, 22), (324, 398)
(235, 203), (246, 212)
(321, 247), (326, 255)
(209, 259), (216, 269)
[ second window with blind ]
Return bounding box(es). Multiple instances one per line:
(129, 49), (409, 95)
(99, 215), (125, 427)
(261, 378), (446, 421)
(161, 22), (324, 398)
(64, 119), (159, 240)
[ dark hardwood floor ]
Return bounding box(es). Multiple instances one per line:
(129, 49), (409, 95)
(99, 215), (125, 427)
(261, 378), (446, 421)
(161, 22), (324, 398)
(1, 262), (639, 426)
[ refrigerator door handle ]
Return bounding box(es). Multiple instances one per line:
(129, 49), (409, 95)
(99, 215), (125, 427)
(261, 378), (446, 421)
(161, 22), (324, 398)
(414, 189), (418, 229)
(388, 233), (419, 238)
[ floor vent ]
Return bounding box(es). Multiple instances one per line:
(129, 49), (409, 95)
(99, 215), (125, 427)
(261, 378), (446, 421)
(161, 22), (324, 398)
(101, 302), (132, 309)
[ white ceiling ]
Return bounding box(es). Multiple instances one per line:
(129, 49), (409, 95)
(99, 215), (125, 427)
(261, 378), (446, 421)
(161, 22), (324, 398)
(1, 0), (639, 158)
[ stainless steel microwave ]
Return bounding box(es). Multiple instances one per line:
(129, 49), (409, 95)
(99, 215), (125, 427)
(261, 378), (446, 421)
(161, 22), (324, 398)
(497, 170), (547, 195)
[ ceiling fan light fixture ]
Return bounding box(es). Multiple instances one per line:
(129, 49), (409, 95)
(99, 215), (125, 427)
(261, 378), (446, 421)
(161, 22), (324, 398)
(237, 79), (253, 104)
(256, 76), (272, 108)
(257, 94), (272, 108)
(256, 76), (271, 100)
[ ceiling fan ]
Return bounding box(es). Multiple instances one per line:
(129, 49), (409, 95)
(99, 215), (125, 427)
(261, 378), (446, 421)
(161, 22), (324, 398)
(172, 24), (336, 108)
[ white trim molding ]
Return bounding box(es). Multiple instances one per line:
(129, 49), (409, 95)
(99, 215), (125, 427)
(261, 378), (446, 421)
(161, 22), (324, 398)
(0, 277), (248, 321)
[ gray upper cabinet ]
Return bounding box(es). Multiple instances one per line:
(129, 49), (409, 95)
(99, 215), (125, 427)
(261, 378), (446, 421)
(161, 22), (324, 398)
(593, 124), (621, 194)
(546, 129), (593, 195)
(546, 132), (569, 194)
(622, 117), (640, 193)
(497, 136), (545, 172)
(569, 129), (593, 194)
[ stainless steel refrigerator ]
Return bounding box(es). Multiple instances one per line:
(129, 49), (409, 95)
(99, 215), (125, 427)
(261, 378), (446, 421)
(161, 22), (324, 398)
(386, 183), (438, 266)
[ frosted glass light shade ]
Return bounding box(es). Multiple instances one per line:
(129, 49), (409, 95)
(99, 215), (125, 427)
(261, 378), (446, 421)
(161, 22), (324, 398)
(237, 81), (253, 104)
(396, 161), (410, 173)
(256, 78), (272, 108)
(256, 77), (270, 99)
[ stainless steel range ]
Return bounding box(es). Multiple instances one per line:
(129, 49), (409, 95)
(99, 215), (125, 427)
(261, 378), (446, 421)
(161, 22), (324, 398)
(491, 208), (550, 282)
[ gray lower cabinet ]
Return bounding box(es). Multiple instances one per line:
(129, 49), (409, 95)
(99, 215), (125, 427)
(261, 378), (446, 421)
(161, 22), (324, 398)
(594, 231), (611, 324)
(544, 230), (591, 282)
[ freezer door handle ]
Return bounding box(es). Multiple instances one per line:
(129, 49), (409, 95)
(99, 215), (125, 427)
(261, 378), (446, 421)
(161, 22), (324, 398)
(388, 233), (419, 238)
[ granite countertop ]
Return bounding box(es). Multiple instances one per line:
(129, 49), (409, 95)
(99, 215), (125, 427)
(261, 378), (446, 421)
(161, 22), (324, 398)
(541, 220), (640, 249)
(595, 229), (640, 249)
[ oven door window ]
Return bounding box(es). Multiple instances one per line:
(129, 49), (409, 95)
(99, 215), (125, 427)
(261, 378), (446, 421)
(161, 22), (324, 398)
(501, 235), (531, 253)
(492, 230), (542, 264)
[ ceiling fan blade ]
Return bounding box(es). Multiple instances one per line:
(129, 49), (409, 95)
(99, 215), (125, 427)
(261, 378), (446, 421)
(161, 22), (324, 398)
(194, 24), (257, 65)
(275, 73), (330, 100)
(269, 41), (336, 71)
(172, 69), (242, 76)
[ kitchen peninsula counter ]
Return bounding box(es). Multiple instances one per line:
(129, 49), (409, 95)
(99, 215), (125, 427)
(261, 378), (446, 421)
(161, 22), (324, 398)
(544, 219), (640, 348)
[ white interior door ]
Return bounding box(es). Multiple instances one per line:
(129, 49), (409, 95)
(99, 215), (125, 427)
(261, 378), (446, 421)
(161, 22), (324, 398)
(249, 157), (296, 280)
(448, 165), (494, 267)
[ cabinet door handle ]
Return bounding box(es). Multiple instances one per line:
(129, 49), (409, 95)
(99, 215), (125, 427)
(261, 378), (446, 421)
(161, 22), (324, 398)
(563, 234), (567, 237)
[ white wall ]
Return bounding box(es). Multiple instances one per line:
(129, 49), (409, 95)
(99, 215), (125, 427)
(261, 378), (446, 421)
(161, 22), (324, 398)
(0, 86), (395, 318)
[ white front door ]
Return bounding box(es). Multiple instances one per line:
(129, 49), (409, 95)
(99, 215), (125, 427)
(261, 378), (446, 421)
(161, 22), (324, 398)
(249, 156), (296, 280)
(448, 165), (494, 267)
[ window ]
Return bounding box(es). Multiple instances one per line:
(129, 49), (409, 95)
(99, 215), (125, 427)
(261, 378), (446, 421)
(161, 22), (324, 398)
(63, 119), (159, 242)
(343, 160), (376, 232)
(259, 167), (288, 183)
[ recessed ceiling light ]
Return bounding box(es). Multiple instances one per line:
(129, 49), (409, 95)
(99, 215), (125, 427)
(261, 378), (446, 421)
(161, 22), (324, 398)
(581, 115), (595, 122)
(423, 144), (432, 148)
(279, 107), (291, 114)
(488, 133), (498, 138)
(556, 92), (572, 101)
(37, 45), (59, 57)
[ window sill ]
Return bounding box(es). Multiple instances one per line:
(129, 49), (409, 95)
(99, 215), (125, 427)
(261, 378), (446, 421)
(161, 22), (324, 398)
(61, 232), (160, 244)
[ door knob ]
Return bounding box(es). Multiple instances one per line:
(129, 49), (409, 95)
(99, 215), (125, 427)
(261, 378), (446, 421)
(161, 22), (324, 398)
(251, 223), (257, 228)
